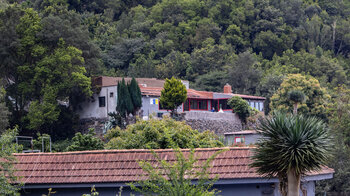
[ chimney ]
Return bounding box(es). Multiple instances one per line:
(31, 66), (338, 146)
(223, 83), (232, 94)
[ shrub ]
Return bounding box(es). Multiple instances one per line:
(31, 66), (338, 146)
(228, 96), (251, 123)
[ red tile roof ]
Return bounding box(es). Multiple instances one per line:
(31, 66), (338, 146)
(92, 76), (265, 100)
(215, 93), (265, 100)
(224, 130), (259, 135)
(140, 87), (265, 100)
(140, 87), (214, 99)
(13, 147), (333, 185)
(93, 76), (166, 88)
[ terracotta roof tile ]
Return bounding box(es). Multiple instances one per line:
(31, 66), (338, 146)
(13, 147), (333, 184)
(92, 76), (265, 100)
(93, 76), (166, 88)
(140, 87), (265, 100)
(224, 130), (259, 135)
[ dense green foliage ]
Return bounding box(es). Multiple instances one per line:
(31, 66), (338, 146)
(0, 5), (92, 138)
(316, 87), (350, 194)
(270, 74), (330, 119)
(105, 117), (223, 149)
(251, 112), (332, 195)
(160, 77), (187, 115)
(128, 77), (142, 114)
(227, 96), (251, 123)
(65, 129), (104, 151)
(116, 78), (133, 117)
(130, 148), (223, 196)
(0, 86), (10, 133)
(0, 128), (21, 195)
(1, 0), (350, 139)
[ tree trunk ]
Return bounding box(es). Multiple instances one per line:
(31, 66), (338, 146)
(287, 169), (301, 196)
(332, 20), (337, 52)
(293, 103), (298, 115)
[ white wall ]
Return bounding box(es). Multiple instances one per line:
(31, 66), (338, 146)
(141, 96), (183, 117)
(77, 86), (118, 119)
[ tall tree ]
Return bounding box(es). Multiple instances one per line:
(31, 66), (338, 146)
(0, 6), (92, 137)
(160, 77), (187, 116)
(228, 51), (262, 95)
(0, 127), (21, 195)
(251, 112), (332, 196)
(128, 77), (142, 115)
(116, 78), (133, 117)
(270, 74), (330, 120)
(0, 85), (10, 133)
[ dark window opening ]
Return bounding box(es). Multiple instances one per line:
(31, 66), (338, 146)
(198, 100), (207, 110)
(219, 99), (231, 110)
(184, 99), (189, 111)
(110, 92), (114, 97)
(157, 113), (163, 118)
(190, 100), (198, 109)
(190, 99), (208, 110)
(211, 100), (218, 112)
(99, 97), (106, 107)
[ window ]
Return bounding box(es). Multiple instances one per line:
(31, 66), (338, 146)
(184, 99), (190, 111)
(259, 102), (264, 111)
(211, 100), (218, 111)
(157, 113), (163, 118)
(99, 97), (106, 107)
(198, 100), (207, 110)
(190, 100), (198, 109)
(189, 99), (208, 110)
(234, 136), (245, 144)
(110, 92), (114, 97)
(219, 99), (231, 110)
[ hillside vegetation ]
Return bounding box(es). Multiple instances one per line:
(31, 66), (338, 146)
(1, 0), (350, 193)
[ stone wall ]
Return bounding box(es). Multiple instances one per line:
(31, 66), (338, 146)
(79, 118), (108, 136)
(183, 112), (242, 135)
(80, 116), (137, 136)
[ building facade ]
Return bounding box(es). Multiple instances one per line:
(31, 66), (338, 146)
(77, 76), (265, 120)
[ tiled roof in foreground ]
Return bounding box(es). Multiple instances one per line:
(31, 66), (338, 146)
(13, 147), (334, 185)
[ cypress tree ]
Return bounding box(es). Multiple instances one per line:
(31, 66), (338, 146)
(116, 78), (133, 117)
(128, 77), (142, 114)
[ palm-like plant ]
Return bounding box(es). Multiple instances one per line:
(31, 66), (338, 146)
(251, 112), (332, 196)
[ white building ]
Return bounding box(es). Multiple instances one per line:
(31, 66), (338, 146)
(77, 76), (265, 120)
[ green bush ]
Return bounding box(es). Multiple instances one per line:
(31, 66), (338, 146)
(228, 96), (251, 123)
(66, 129), (104, 151)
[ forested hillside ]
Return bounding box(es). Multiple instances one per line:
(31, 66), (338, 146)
(2, 0), (350, 131)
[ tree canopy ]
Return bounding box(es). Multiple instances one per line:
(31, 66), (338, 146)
(270, 74), (330, 119)
(2, 0), (350, 141)
(160, 77), (187, 116)
(65, 129), (104, 152)
(0, 127), (21, 195)
(228, 96), (251, 124)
